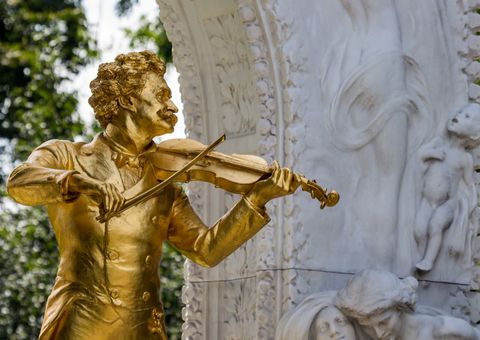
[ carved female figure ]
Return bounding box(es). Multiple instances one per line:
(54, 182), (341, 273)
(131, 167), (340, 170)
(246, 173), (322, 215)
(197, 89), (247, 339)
(335, 269), (480, 340)
(276, 291), (357, 340)
(320, 0), (431, 270)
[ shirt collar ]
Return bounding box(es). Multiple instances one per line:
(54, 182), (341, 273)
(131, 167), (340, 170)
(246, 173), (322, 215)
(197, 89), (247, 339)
(100, 132), (157, 169)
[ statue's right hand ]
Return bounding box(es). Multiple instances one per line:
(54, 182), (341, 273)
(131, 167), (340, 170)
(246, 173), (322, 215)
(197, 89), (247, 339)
(69, 174), (125, 216)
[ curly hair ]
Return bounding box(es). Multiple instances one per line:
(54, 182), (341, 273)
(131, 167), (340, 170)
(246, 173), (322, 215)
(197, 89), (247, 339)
(88, 51), (166, 128)
(335, 269), (418, 319)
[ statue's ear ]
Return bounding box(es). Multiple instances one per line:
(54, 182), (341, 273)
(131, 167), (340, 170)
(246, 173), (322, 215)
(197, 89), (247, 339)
(117, 95), (137, 112)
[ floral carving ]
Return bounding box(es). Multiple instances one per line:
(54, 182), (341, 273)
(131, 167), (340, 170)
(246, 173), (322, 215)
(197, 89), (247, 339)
(222, 278), (257, 340)
(204, 12), (257, 137)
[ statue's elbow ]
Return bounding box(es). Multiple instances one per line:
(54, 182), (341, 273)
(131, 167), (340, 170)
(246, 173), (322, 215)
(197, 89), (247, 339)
(6, 171), (39, 206)
(195, 253), (225, 268)
(6, 177), (22, 204)
(6, 183), (30, 206)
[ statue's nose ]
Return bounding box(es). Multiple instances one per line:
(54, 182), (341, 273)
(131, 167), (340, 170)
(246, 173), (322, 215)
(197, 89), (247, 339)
(329, 325), (340, 338)
(168, 101), (178, 113)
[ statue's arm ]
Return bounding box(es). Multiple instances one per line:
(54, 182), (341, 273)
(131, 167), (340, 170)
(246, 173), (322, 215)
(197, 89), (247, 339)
(462, 153), (474, 184)
(435, 316), (480, 339)
(166, 186), (270, 267)
(459, 153), (479, 212)
(7, 140), (79, 206)
(418, 137), (445, 162)
(166, 165), (298, 267)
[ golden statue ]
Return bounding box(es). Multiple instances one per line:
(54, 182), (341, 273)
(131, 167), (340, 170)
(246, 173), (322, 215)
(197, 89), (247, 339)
(7, 51), (337, 339)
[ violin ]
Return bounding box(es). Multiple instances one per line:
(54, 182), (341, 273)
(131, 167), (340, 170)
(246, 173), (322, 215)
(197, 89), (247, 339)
(97, 134), (339, 223)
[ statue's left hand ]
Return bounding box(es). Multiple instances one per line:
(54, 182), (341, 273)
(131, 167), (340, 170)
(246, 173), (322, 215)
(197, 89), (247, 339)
(245, 161), (300, 208)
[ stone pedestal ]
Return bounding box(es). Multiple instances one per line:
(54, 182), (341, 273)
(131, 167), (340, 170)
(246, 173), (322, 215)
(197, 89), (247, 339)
(157, 0), (480, 338)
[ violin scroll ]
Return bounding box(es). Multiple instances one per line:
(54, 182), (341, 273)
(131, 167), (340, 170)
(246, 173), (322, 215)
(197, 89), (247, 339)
(299, 177), (339, 209)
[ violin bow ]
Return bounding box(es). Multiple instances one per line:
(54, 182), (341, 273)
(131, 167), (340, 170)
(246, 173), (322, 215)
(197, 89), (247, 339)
(96, 134), (226, 223)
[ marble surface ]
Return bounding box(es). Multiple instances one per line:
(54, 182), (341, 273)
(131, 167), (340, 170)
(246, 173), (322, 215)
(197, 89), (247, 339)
(157, 0), (480, 338)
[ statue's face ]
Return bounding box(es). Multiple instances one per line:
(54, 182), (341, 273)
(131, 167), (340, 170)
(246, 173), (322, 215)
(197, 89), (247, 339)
(312, 306), (356, 340)
(133, 72), (178, 137)
(447, 104), (480, 139)
(356, 309), (401, 340)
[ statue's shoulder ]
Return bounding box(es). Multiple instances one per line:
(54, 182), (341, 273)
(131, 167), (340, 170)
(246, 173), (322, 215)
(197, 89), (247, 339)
(34, 138), (85, 154)
(36, 138), (73, 148)
(35, 134), (108, 157)
(74, 133), (112, 157)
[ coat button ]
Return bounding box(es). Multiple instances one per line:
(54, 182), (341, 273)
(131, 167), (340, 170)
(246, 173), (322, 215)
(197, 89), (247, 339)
(106, 249), (119, 261)
(142, 291), (151, 302)
(82, 148), (93, 156)
(109, 289), (119, 299)
(145, 255), (152, 265)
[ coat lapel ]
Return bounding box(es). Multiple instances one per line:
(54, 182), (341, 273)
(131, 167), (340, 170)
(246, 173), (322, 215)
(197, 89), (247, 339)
(121, 163), (160, 200)
(75, 134), (124, 190)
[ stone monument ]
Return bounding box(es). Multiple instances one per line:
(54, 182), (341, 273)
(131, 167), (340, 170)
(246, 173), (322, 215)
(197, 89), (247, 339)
(156, 0), (480, 338)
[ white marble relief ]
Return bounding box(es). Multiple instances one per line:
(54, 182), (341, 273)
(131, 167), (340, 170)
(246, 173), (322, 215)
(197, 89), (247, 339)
(222, 278), (257, 340)
(265, 0), (436, 277)
(278, 270), (480, 340)
(336, 270), (480, 340)
(204, 11), (257, 137)
(155, 0), (480, 338)
(325, 0), (435, 275)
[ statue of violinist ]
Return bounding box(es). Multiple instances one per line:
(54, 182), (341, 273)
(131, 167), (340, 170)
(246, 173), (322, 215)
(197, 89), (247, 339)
(7, 51), (337, 340)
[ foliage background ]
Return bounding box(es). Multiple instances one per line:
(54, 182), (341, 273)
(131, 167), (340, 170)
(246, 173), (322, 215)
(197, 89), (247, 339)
(0, 1), (182, 338)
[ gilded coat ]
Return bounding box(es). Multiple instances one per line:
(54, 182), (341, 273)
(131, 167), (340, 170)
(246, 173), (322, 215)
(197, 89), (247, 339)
(7, 134), (269, 339)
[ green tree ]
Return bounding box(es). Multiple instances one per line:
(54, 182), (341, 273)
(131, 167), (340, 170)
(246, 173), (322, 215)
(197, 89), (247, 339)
(124, 15), (173, 64)
(0, 206), (59, 339)
(115, 0), (172, 64)
(160, 243), (185, 340)
(0, 0), (97, 338)
(0, 0), (182, 338)
(0, 0), (97, 163)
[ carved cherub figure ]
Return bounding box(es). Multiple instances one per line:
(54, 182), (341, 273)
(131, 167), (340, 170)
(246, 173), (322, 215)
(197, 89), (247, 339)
(414, 103), (480, 272)
(335, 269), (480, 340)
